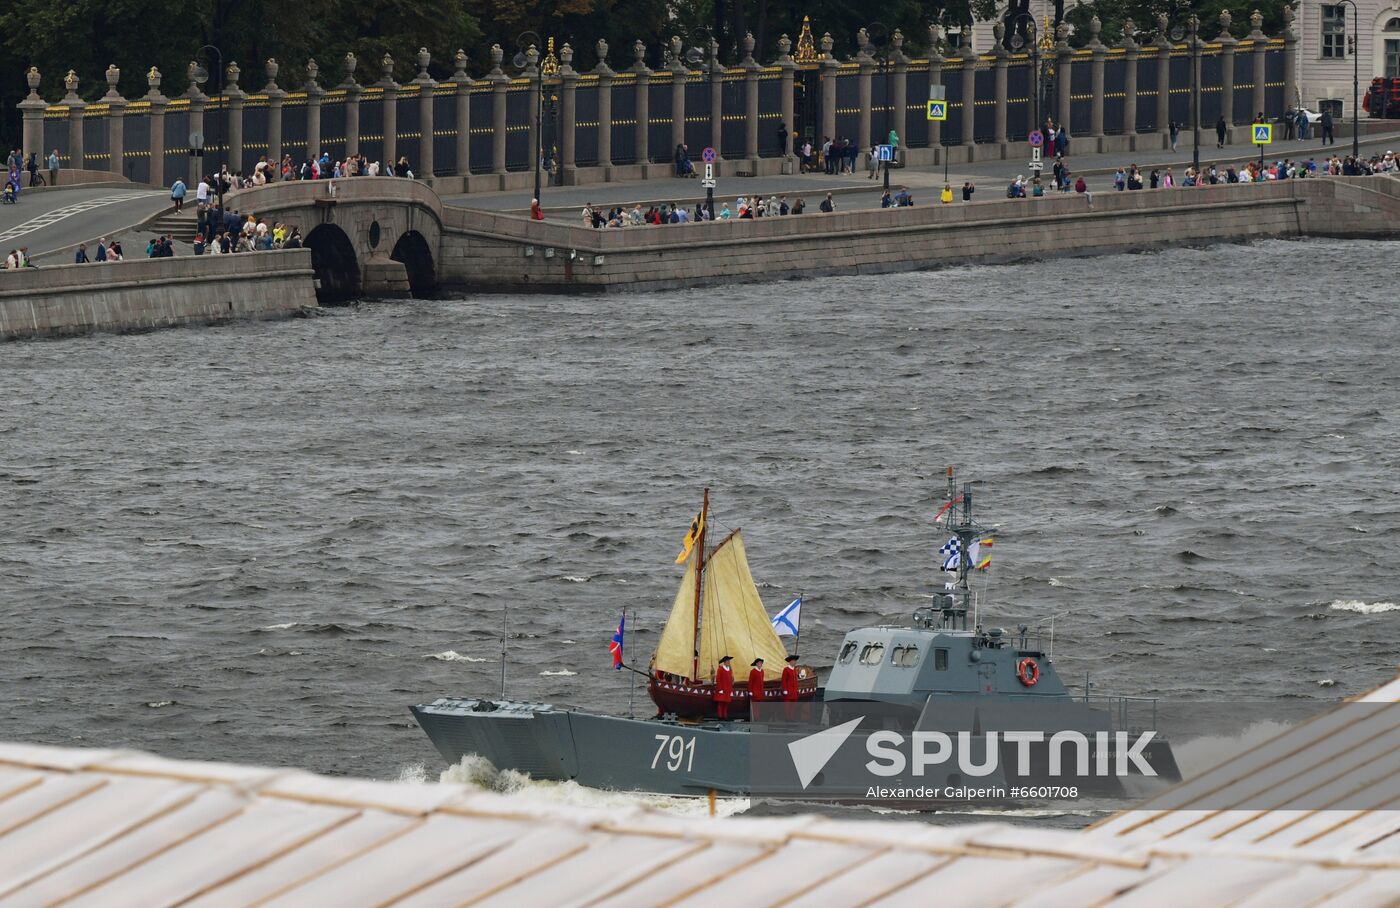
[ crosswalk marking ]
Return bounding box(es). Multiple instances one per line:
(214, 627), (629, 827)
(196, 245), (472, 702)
(0, 193), (164, 245)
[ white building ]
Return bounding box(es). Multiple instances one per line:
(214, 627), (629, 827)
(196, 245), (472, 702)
(1294, 0), (1400, 114)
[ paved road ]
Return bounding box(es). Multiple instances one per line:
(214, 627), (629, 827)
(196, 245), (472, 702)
(0, 186), (169, 262)
(448, 129), (1400, 221)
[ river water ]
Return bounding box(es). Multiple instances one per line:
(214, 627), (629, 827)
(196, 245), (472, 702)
(3, 237), (1397, 816)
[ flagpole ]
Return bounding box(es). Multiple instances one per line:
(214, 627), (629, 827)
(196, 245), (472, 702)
(628, 609), (636, 718)
(500, 600), (508, 700)
(795, 591), (802, 658)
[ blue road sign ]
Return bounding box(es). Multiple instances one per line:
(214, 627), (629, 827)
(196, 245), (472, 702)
(1251, 124), (1273, 145)
(926, 100), (947, 121)
(877, 144), (895, 162)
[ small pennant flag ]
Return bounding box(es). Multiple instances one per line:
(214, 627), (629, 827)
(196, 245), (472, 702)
(972, 538), (994, 571)
(772, 596), (802, 637)
(675, 510), (705, 564)
(609, 613), (625, 669)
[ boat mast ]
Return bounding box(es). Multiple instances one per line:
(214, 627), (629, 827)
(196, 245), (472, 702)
(956, 482), (974, 630)
(691, 488), (709, 682)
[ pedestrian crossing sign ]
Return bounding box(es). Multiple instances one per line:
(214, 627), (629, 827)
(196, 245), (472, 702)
(927, 100), (948, 121)
(1252, 124), (1272, 145)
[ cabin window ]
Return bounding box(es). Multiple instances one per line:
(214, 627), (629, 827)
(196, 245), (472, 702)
(891, 645), (920, 667)
(859, 643), (886, 665)
(839, 641), (858, 664)
(935, 648), (949, 671)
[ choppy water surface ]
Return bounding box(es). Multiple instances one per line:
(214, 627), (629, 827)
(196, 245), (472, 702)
(3, 238), (1397, 815)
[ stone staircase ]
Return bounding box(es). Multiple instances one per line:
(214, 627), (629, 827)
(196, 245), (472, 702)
(144, 208), (200, 244)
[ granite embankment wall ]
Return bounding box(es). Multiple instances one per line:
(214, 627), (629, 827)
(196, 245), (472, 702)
(438, 178), (1400, 292)
(0, 250), (317, 341)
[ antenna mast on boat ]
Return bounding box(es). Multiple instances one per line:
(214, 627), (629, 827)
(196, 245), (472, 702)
(941, 466), (981, 632)
(500, 599), (508, 699)
(691, 488), (709, 682)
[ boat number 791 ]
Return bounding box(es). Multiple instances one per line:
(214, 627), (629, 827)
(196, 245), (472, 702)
(651, 734), (696, 772)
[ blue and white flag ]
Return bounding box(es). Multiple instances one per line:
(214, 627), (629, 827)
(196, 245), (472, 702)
(939, 537), (961, 572)
(772, 596), (802, 637)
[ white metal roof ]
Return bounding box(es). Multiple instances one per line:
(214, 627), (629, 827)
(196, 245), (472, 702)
(0, 673), (1394, 906)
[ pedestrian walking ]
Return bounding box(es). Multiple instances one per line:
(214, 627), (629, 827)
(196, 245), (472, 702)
(170, 178), (187, 212)
(1169, 120), (1180, 152)
(1216, 116), (1227, 148)
(48, 149), (59, 186)
(1321, 110), (1334, 146)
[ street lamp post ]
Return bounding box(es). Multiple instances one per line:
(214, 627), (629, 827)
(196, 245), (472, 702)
(686, 27), (717, 220)
(514, 31), (544, 204)
(195, 45), (224, 217)
(1170, 6), (1202, 174)
(1339, 0), (1360, 159)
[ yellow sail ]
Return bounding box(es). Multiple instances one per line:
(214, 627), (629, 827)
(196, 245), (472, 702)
(652, 549), (699, 677)
(696, 532), (790, 681)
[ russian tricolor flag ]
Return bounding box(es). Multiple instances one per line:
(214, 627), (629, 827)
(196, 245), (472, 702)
(609, 613), (625, 670)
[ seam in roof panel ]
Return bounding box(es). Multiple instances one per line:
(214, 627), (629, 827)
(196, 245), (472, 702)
(579, 839), (714, 907)
(851, 855), (957, 907)
(652, 843), (783, 908)
(1296, 801), (1400, 849)
(0, 777), (109, 839)
(448, 840), (592, 907)
(768, 845), (889, 907)
(244, 814), (428, 906)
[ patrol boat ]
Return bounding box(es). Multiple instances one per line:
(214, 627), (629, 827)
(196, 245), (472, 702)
(411, 473), (1181, 800)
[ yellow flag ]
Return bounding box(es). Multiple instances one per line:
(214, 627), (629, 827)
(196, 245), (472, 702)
(675, 511), (705, 564)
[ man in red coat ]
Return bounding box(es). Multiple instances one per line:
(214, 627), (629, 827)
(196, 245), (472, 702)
(781, 654), (800, 701)
(748, 658), (766, 714)
(714, 655), (734, 719)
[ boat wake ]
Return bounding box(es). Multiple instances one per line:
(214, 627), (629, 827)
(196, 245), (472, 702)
(1174, 719), (1296, 779)
(436, 754), (751, 816)
(425, 650), (489, 662)
(1327, 599), (1399, 614)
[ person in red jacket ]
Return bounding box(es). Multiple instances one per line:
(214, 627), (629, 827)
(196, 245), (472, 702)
(748, 658), (766, 713)
(714, 655), (734, 719)
(781, 654), (800, 701)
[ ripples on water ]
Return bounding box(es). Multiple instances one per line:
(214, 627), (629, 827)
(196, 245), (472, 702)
(2, 238), (1397, 796)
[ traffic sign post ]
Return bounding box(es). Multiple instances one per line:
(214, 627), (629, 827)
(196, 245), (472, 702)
(877, 145), (894, 163)
(1030, 144), (1043, 174)
(926, 100), (947, 122)
(1028, 130), (1045, 149)
(701, 146), (717, 164)
(1252, 123), (1272, 174)
(702, 160), (716, 219)
(188, 131), (205, 158)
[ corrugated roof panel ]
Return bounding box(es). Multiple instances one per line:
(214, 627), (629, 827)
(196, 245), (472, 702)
(91, 752), (292, 788)
(259, 813), (533, 906)
(0, 774), (198, 896)
(0, 787), (248, 905)
(60, 798), (355, 907)
(1229, 865), (1369, 907)
(1015, 861), (1172, 907)
(885, 855), (1082, 904)
(263, 772), (480, 816)
(0, 774), (108, 836)
(583, 841), (769, 908)
(183, 809), (417, 906)
(1312, 869), (1400, 907)
(779, 849), (952, 906)
(1248, 809), (1400, 850)
(1107, 855), (1316, 907)
(666, 839), (878, 906)
(0, 768), (44, 802)
(0, 743), (127, 771)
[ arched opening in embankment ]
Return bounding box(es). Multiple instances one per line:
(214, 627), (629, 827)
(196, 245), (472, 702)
(391, 230), (437, 297)
(306, 224), (361, 304)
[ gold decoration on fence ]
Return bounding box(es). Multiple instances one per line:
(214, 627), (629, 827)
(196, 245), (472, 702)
(795, 17), (818, 63)
(541, 37), (560, 77)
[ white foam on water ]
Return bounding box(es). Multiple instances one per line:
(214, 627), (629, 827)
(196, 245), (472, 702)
(539, 669), (577, 676)
(439, 754), (750, 816)
(566, 450), (584, 455)
(561, 576), (590, 583)
(1048, 577), (1066, 587)
(1318, 678), (1338, 687)
(395, 762), (429, 784)
(145, 701), (173, 709)
(426, 650), (489, 663)
(1328, 600), (1400, 614)
(1174, 719), (1297, 779)
(260, 622), (298, 630)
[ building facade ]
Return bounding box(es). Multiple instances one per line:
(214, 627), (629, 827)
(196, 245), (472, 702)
(1296, 0), (1400, 113)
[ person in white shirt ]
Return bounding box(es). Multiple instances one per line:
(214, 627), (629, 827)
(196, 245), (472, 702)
(196, 178), (210, 204)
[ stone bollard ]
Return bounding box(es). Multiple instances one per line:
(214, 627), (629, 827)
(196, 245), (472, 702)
(453, 50), (472, 177)
(264, 60), (286, 167)
(593, 41), (614, 169)
(342, 52), (362, 158)
(415, 49), (436, 180)
(146, 68), (169, 187)
(62, 70), (86, 171)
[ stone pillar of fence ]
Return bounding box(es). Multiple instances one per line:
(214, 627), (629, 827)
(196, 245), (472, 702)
(62, 71), (86, 169)
(959, 42), (976, 148)
(453, 51), (472, 176)
(1088, 18), (1107, 138)
(414, 49), (436, 179)
(146, 68), (168, 187)
(263, 60), (285, 167)
(820, 34), (838, 144)
(1281, 5), (1297, 110)
(927, 27), (945, 150)
(1054, 26), (1073, 131)
(379, 55), (399, 170)
(102, 65), (127, 178)
(524, 46), (540, 179)
(632, 41), (651, 164)
(225, 62), (245, 174)
(1217, 13), (1237, 126)
(559, 43), (578, 183)
(347, 52), (369, 157)
(856, 29), (875, 151)
(1121, 22), (1139, 136)
(489, 46), (508, 174)
(1189, 18), (1204, 136)
(594, 41), (613, 168)
(891, 30), (908, 147)
(185, 64), (206, 183)
(666, 37), (686, 155)
(1155, 15), (1172, 134)
(305, 59), (324, 162)
(1249, 11), (1267, 120)
(707, 41), (725, 156)
(778, 35), (796, 163)
(991, 25), (1010, 144)
(20, 68), (45, 161)
(741, 34), (760, 163)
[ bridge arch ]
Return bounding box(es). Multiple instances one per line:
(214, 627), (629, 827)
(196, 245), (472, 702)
(305, 224), (360, 304)
(391, 230), (437, 297)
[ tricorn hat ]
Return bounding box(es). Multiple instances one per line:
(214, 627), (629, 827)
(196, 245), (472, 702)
(751, 658), (763, 667)
(786, 654), (799, 662)
(719, 655), (733, 663)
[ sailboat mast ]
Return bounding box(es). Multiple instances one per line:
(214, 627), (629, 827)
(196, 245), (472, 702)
(691, 488), (709, 682)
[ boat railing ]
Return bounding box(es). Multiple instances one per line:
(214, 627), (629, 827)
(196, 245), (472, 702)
(1077, 692), (1161, 733)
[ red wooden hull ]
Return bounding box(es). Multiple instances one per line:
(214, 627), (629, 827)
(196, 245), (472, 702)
(647, 668), (818, 719)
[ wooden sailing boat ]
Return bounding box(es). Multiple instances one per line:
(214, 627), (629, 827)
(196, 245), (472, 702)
(647, 490), (818, 718)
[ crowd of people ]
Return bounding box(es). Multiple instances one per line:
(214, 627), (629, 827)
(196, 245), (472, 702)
(579, 193), (823, 227)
